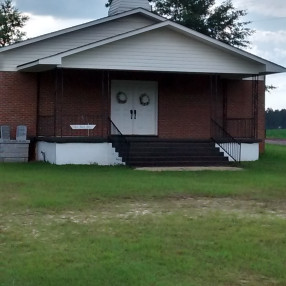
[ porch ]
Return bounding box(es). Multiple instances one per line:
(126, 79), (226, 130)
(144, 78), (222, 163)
(35, 69), (264, 165)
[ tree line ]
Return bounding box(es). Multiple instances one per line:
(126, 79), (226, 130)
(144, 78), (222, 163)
(266, 108), (286, 130)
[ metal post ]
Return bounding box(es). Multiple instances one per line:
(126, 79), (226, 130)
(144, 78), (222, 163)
(60, 68), (64, 138)
(222, 79), (227, 132)
(101, 70), (105, 138)
(36, 73), (41, 137)
(252, 75), (259, 139)
(54, 69), (58, 137)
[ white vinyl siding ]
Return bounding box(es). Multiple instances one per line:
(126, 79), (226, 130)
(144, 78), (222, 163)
(109, 0), (151, 15)
(0, 15), (156, 71)
(62, 28), (264, 74)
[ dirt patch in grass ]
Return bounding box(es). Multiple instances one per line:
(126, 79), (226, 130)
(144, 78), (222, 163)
(2, 197), (286, 286)
(2, 197), (285, 229)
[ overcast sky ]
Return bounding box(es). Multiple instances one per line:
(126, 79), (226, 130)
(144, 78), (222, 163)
(14, 0), (286, 110)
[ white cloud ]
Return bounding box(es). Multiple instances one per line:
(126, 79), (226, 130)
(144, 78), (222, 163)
(246, 28), (286, 109)
(232, 0), (286, 17)
(266, 74), (286, 109)
(251, 30), (286, 44)
(15, 0), (108, 19)
(274, 48), (286, 58)
(244, 29), (286, 66)
(24, 13), (91, 38)
(245, 44), (272, 59)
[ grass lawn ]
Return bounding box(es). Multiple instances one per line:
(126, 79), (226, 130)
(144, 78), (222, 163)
(266, 129), (286, 139)
(1, 144), (286, 285)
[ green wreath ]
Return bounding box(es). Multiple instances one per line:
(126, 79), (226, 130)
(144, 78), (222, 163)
(139, 93), (150, 106)
(116, 91), (128, 104)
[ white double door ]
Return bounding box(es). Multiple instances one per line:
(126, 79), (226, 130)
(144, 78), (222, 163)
(111, 80), (158, 135)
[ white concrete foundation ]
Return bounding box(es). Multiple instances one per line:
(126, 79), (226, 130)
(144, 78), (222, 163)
(36, 142), (123, 165)
(216, 142), (259, 162)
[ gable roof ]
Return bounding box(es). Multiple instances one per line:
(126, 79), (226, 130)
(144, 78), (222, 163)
(17, 19), (286, 75)
(0, 8), (164, 52)
(1, 7), (285, 75)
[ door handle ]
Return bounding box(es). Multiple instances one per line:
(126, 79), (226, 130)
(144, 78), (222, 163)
(134, 110), (137, 119)
(130, 110), (133, 119)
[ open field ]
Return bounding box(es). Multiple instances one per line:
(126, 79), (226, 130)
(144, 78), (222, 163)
(1, 144), (286, 285)
(266, 129), (286, 139)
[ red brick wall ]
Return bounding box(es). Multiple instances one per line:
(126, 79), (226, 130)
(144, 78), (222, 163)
(226, 79), (265, 152)
(0, 71), (37, 138)
(38, 70), (108, 137)
(158, 74), (211, 139)
(37, 71), (55, 136)
(226, 80), (253, 118)
(1, 70), (264, 145)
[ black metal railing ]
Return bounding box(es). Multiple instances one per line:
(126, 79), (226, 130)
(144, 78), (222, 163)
(211, 119), (241, 162)
(225, 118), (255, 139)
(108, 117), (130, 164)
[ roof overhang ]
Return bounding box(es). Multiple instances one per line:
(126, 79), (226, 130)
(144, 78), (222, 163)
(0, 8), (164, 53)
(16, 17), (286, 75)
(17, 57), (61, 72)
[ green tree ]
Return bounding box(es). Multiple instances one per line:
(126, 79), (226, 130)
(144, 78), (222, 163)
(266, 108), (286, 129)
(106, 0), (254, 48)
(265, 84), (277, 93)
(0, 0), (29, 47)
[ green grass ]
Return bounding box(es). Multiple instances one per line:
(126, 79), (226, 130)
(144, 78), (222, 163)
(1, 144), (286, 285)
(0, 145), (286, 210)
(1, 145), (286, 212)
(266, 129), (286, 139)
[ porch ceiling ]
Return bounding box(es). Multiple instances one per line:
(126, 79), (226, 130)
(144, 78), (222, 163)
(17, 62), (57, 72)
(17, 57), (61, 72)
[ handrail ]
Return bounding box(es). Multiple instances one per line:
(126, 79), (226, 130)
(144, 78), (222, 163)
(211, 119), (241, 162)
(108, 117), (123, 136)
(108, 117), (130, 164)
(225, 118), (255, 139)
